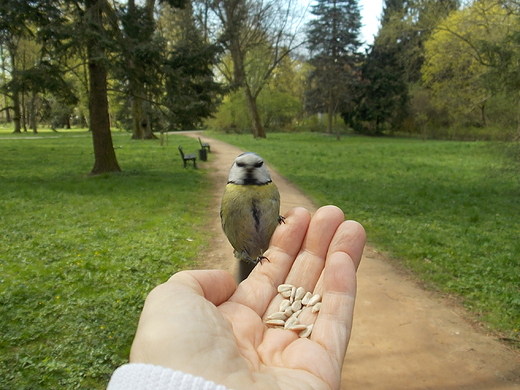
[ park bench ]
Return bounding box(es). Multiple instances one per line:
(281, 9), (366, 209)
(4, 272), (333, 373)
(198, 137), (211, 153)
(178, 146), (197, 168)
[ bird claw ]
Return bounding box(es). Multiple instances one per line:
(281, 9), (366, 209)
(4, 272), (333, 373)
(256, 255), (270, 264)
(245, 255), (270, 265)
(278, 215), (286, 224)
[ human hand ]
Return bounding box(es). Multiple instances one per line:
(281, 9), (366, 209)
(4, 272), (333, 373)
(129, 205), (366, 390)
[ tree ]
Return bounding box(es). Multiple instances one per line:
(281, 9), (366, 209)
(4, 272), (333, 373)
(207, 53), (304, 132)
(347, 0), (409, 133)
(211, 0), (305, 138)
(349, 42), (408, 134)
(113, 0), (223, 135)
(421, 2), (505, 126)
(83, 0), (121, 174)
(473, 0), (520, 137)
(158, 1), (224, 130)
(117, 0), (189, 139)
(0, 0), (45, 133)
(381, 0), (460, 84)
(348, 0), (459, 134)
(118, 0), (163, 139)
(0, 0), (122, 173)
(305, 0), (362, 135)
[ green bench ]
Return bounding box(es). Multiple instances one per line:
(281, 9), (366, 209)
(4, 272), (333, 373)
(178, 146), (197, 168)
(198, 137), (211, 153)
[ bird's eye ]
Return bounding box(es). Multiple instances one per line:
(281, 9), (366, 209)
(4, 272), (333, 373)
(236, 162), (245, 167)
(254, 161), (263, 168)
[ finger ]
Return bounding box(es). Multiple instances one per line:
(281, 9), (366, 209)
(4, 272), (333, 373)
(313, 219), (366, 294)
(259, 206), (312, 283)
(326, 220), (366, 270)
(130, 270), (245, 383)
(130, 270), (237, 364)
(311, 250), (358, 369)
(285, 205), (345, 292)
(132, 270), (236, 343)
(230, 207), (311, 313)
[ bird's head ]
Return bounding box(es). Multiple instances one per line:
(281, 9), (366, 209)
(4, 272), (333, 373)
(228, 152), (272, 185)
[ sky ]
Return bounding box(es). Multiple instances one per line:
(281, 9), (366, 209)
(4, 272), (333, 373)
(358, 0), (384, 45)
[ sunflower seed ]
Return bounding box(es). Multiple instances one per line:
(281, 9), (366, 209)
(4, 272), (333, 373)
(284, 315), (300, 329)
(265, 319), (285, 327)
(302, 291), (312, 305)
(266, 311), (287, 321)
(308, 293), (321, 306)
(299, 324), (314, 338)
(277, 284), (294, 294)
(266, 284), (323, 337)
(295, 286), (306, 301)
(291, 299), (302, 312)
(286, 323), (308, 331)
(279, 299), (291, 312)
(290, 286), (297, 302)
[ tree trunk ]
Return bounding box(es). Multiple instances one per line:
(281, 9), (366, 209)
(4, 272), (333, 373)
(86, 0), (121, 175)
(231, 40), (268, 138)
(30, 91), (37, 133)
(8, 44), (21, 133)
(0, 46), (9, 123)
(144, 112), (155, 139)
(21, 90), (28, 132)
(517, 96), (520, 141)
(334, 112), (340, 140)
(223, 0), (267, 138)
(131, 95), (144, 139)
(11, 90), (21, 133)
(244, 84), (266, 138)
(131, 94), (157, 140)
(327, 103), (333, 134)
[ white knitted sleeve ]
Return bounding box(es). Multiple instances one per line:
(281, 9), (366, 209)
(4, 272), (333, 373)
(107, 363), (232, 390)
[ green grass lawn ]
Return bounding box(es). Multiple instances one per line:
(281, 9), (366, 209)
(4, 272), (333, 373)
(1, 129), (518, 389)
(210, 132), (520, 343)
(0, 131), (210, 389)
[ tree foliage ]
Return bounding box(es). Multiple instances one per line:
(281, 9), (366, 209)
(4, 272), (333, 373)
(422, 1), (510, 126)
(210, 0), (305, 138)
(348, 42), (408, 134)
(346, 0), (459, 135)
(5, 0), (520, 148)
(161, 9), (225, 130)
(208, 53), (304, 132)
(111, 0), (223, 136)
(305, 0), (362, 135)
(0, 0), (226, 172)
(347, 0), (410, 134)
(418, 0), (520, 135)
(0, 0), (66, 132)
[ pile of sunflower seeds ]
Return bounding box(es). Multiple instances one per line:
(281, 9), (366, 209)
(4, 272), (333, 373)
(264, 284), (322, 338)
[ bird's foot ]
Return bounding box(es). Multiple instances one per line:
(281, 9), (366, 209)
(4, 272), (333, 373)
(256, 255), (270, 264)
(245, 255), (270, 265)
(278, 215), (286, 224)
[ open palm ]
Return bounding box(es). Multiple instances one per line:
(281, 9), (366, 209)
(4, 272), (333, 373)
(129, 206), (366, 390)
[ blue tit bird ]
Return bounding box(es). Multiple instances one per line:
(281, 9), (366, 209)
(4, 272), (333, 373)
(220, 152), (283, 281)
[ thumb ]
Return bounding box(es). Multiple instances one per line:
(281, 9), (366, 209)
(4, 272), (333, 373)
(170, 269), (237, 306)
